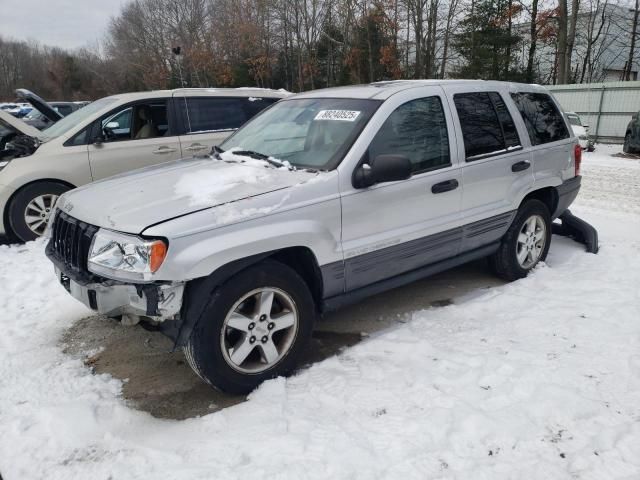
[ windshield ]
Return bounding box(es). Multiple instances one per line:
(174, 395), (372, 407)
(221, 98), (381, 170)
(566, 114), (582, 127)
(39, 96), (117, 141)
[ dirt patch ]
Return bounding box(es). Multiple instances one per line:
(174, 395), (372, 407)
(62, 316), (363, 420)
(61, 260), (501, 420)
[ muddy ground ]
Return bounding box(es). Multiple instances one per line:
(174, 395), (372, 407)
(61, 259), (504, 420)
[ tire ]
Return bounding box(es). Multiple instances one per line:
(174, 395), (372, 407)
(623, 133), (634, 154)
(8, 181), (71, 242)
(183, 259), (315, 394)
(489, 199), (552, 281)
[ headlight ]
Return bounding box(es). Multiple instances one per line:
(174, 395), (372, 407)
(88, 229), (168, 281)
(0, 160), (10, 172)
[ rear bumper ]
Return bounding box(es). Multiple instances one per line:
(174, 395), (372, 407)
(553, 176), (581, 219)
(53, 265), (184, 320)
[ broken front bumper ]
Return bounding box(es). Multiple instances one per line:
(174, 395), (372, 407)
(54, 266), (184, 320)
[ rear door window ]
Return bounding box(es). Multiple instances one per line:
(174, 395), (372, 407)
(180, 98), (248, 133)
(510, 92), (570, 145)
(454, 91), (521, 160)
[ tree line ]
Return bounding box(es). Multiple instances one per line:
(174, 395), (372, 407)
(1, 0), (638, 101)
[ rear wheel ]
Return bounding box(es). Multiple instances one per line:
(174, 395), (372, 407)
(489, 200), (552, 281)
(8, 181), (70, 242)
(183, 260), (315, 394)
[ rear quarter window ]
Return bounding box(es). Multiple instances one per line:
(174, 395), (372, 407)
(510, 92), (570, 145)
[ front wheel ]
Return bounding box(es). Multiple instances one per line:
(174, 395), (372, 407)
(183, 260), (315, 394)
(8, 181), (70, 242)
(489, 200), (552, 281)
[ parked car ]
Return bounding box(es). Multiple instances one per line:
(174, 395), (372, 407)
(624, 111), (640, 154)
(0, 87), (288, 242)
(565, 112), (594, 151)
(23, 102), (82, 129)
(46, 80), (582, 393)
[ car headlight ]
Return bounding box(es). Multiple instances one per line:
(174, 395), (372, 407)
(88, 229), (168, 281)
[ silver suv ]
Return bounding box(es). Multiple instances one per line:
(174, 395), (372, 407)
(46, 80), (582, 393)
(0, 88), (287, 242)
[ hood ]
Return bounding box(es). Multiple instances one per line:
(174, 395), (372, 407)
(58, 157), (318, 234)
(0, 110), (43, 139)
(15, 89), (63, 123)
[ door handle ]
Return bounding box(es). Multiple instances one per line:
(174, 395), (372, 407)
(185, 143), (208, 152)
(152, 146), (177, 154)
(431, 179), (459, 194)
(511, 161), (531, 172)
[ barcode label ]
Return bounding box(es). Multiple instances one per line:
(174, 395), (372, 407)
(314, 110), (361, 122)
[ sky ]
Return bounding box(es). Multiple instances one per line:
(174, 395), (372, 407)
(1, 0), (127, 50)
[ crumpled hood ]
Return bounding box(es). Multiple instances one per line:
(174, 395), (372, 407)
(58, 157), (318, 234)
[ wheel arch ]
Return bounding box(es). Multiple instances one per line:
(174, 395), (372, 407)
(520, 187), (559, 219)
(174, 245), (325, 348)
(3, 178), (76, 238)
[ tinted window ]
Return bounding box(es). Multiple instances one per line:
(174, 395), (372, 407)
(454, 92), (520, 160)
(245, 97), (279, 117)
(369, 96), (450, 173)
(55, 105), (73, 117)
(511, 92), (569, 145)
(180, 98), (248, 133)
(489, 92), (520, 148)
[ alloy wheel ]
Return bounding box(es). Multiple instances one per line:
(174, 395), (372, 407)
(220, 287), (299, 374)
(24, 194), (58, 236)
(516, 214), (547, 269)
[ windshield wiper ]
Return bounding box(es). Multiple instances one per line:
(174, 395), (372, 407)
(211, 145), (224, 160)
(231, 150), (289, 169)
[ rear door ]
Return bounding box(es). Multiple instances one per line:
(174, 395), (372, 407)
(510, 91), (573, 185)
(87, 97), (184, 180)
(175, 94), (278, 156)
(445, 87), (534, 242)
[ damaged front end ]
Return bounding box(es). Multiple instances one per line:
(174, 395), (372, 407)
(45, 210), (186, 338)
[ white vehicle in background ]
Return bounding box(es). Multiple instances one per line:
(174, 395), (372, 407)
(0, 88), (288, 242)
(565, 112), (594, 151)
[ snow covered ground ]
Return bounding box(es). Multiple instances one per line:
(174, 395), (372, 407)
(1, 145), (639, 480)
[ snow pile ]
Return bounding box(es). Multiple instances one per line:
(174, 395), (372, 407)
(1, 149), (640, 479)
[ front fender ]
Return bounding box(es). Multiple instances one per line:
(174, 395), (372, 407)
(144, 174), (343, 281)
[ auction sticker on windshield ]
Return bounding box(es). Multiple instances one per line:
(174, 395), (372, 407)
(314, 110), (361, 121)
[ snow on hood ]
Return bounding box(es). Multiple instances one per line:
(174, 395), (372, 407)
(59, 153), (317, 234)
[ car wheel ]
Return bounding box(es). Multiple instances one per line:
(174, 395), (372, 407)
(489, 199), (552, 281)
(8, 181), (70, 242)
(183, 259), (315, 394)
(623, 133), (634, 154)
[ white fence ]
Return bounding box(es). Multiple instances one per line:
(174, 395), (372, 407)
(547, 81), (640, 143)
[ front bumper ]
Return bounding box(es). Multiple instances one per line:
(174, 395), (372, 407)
(53, 266), (184, 320)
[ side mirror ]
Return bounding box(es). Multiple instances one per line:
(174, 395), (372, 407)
(353, 154), (412, 189)
(105, 121), (119, 130)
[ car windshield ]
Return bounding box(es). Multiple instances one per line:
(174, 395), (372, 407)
(566, 114), (582, 126)
(221, 98), (381, 170)
(39, 97), (117, 141)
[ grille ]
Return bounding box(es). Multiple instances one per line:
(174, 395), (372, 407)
(47, 211), (98, 275)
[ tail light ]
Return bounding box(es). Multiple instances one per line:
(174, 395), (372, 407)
(574, 144), (582, 176)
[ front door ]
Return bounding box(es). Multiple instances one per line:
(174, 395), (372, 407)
(340, 89), (463, 292)
(87, 98), (183, 180)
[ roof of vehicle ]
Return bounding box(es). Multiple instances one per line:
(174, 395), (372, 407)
(292, 80), (549, 100)
(105, 87), (291, 103)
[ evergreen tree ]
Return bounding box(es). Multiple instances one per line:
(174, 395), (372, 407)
(453, 0), (525, 81)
